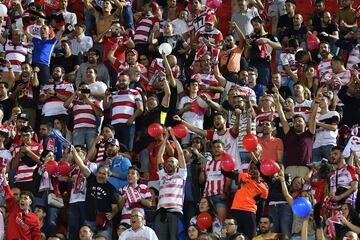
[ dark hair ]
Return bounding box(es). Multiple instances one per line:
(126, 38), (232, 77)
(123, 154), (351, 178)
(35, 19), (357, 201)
(247, 67), (258, 75)
(40, 121), (52, 128)
(251, 16), (263, 24)
(212, 139), (225, 147)
(88, 48), (100, 56)
(331, 145), (344, 152)
(288, 39), (299, 49)
(75, 23), (86, 30)
(225, 217), (238, 225)
(295, 50), (308, 62)
(79, 82), (89, 87)
(331, 55), (344, 65)
(149, 186), (159, 196)
(196, 197), (217, 232)
(20, 191), (34, 202)
(52, 65), (66, 75)
(40, 150), (54, 161)
(285, 0), (296, 4)
(128, 166), (141, 176)
(293, 114), (306, 122)
(260, 215), (273, 223)
(86, 66), (97, 75)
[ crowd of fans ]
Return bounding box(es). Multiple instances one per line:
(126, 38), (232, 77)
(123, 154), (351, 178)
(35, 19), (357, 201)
(0, 0), (358, 239)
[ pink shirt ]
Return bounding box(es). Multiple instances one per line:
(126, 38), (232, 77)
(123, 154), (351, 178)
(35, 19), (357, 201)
(258, 136), (284, 162)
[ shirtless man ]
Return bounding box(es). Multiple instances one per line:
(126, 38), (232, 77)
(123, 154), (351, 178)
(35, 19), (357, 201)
(84, 0), (127, 43)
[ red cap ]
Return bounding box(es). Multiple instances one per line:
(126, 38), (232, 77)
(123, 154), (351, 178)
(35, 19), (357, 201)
(126, 48), (138, 58)
(205, 14), (216, 25)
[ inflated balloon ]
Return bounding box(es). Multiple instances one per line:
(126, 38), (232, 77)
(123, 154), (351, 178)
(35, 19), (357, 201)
(242, 134), (258, 152)
(292, 197), (312, 217)
(206, 0), (222, 9)
(45, 160), (58, 175)
(221, 152), (236, 171)
(147, 123), (164, 138)
(197, 94), (210, 108)
(260, 160), (280, 176)
(90, 81), (107, 95)
(158, 43), (172, 56)
(58, 160), (72, 176)
(306, 33), (320, 50)
(0, 4), (7, 17)
(196, 212), (213, 230)
(173, 124), (189, 139)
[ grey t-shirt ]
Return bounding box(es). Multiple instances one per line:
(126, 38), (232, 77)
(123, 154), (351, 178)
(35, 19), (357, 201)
(231, 7), (259, 40)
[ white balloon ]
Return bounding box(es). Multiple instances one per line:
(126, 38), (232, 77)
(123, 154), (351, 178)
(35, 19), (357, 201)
(90, 82), (107, 95)
(0, 4), (7, 17)
(197, 94), (210, 108)
(158, 43), (172, 56)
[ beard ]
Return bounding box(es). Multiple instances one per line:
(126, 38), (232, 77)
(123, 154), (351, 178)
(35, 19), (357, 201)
(52, 74), (62, 81)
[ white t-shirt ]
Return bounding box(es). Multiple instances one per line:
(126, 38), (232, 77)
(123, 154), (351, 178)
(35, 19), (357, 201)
(313, 111), (340, 149)
(177, 96), (204, 129)
(171, 18), (189, 36)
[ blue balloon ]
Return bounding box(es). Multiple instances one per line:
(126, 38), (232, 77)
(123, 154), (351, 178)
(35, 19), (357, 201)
(292, 197), (312, 217)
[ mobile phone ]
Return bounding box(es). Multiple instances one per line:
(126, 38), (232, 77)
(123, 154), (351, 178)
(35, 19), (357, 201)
(81, 89), (91, 94)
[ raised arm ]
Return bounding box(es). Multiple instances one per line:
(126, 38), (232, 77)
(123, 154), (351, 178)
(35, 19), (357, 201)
(214, 64), (227, 87)
(231, 22), (246, 50)
(308, 100), (318, 135)
(157, 130), (170, 170)
(173, 115), (207, 137)
(279, 169), (294, 205)
(72, 146), (91, 177)
(168, 127), (186, 169)
(274, 92), (290, 135)
(162, 52), (176, 87)
(161, 79), (171, 108)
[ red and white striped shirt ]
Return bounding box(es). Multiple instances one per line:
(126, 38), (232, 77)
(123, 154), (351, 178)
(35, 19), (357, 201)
(193, 71), (220, 99)
(334, 70), (352, 86)
(317, 57), (333, 80)
(4, 40), (32, 72)
(96, 142), (106, 165)
(194, 28), (223, 45)
(13, 142), (43, 183)
(157, 168), (187, 212)
(346, 44), (360, 70)
(73, 99), (100, 129)
(110, 89), (142, 125)
(148, 58), (180, 78)
(279, 49), (298, 78)
(343, 136), (360, 158)
(119, 184), (151, 224)
(189, 9), (214, 33)
(134, 16), (160, 44)
(204, 159), (226, 197)
(113, 59), (149, 86)
(40, 81), (74, 117)
(329, 164), (358, 205)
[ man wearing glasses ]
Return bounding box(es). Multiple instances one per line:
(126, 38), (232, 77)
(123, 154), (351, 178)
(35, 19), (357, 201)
(118, 209), (158, 240)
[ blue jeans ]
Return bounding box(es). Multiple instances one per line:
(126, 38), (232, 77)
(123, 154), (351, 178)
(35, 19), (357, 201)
(312, 144), (334, 162)
(114, 123), (135, 151)
(73, 128), (98, 149)
(282, 76), (296, 97)
(68, 202), (86, 240)
(84, 9), (95, 36)
(269, 203), (293, 238)
(33, 63), (50, 86)
(33, 192), (60, 236)
(249, 61), (270, 86)
(123, 2), (134, 30)
(84, 219), (113, 239)
(208, 195), (226, 207)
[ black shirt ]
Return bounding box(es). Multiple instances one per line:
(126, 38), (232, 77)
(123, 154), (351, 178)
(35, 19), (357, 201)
(157, 34), (186, 59)
(0, 97), (16, 121)
(314, 22), (338, 43)
(85, 173), (118, 221)
(157, 85), (178, 126)
(248, 33), (279, 63)
(285, 26), (308, 43)
(51, 54), (80, 74)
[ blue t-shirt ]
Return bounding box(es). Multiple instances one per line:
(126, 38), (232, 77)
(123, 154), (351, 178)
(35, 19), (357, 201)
(100, 156), (132, 190)
(32, 37), (57, 65)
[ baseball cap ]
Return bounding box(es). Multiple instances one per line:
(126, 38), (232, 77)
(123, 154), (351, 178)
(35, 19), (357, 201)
(126, 49), (138, 58)
(17, 113), (30, 121)
(21, 126), (33, 133)
(107, 138), (120, 147)
(205, 15), (216, 25)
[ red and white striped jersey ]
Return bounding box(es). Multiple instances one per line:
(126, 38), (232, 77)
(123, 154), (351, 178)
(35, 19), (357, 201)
(4, 40), (32, 72)
(157, 168), (187, 212)
(148, 58), (180, 78)
(329, 164), (358, 205)
(204, 159), (226, 197)
(40, 81), (74, 117)
(113, 59), (149, 86)
(110, 89), (142, 125)
(194, 28), (223, 45)
(224, 81), (257, 103)
(279, 49), (298, 78)
(134, 16), (160, 44)
(255, 110), (278, 126)
(73, 99), (100, 129)
(192, 71), (220, 99)
(317, 58), (333, 80)
(119, 184), (151, 224)
(343, 136), (360, 158)
(294, 99), (312, 122)
(95, 142), (106, 165)
(13, 141), (43, 183)
(189, 9), (214, 32)
(334, 70), (352, 86)
(346, 44), (360, 70)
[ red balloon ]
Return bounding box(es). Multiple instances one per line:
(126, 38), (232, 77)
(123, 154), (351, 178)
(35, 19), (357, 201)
(242, 134), (258, 152)
(58, 160), (72, 176)
(206, 0), (222, 9)
(196, 212), (212, 230)
(306, 33), (320, 50)
(45, 160), (58, 175)
(221, 152), (236, 171)
(173, 124), (189, 139)
(260, 160), (280, 176)
(147, 123), (164, 138)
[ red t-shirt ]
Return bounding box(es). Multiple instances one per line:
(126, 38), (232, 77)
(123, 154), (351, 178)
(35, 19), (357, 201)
(147, 140), (176, 181)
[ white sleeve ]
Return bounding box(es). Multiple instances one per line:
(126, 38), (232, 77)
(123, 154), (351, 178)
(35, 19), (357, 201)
(280, 53), (289, 66)
(150, 228), (159, 240)
(225, 81), (235, 92)
(343, 136), (355, 158)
